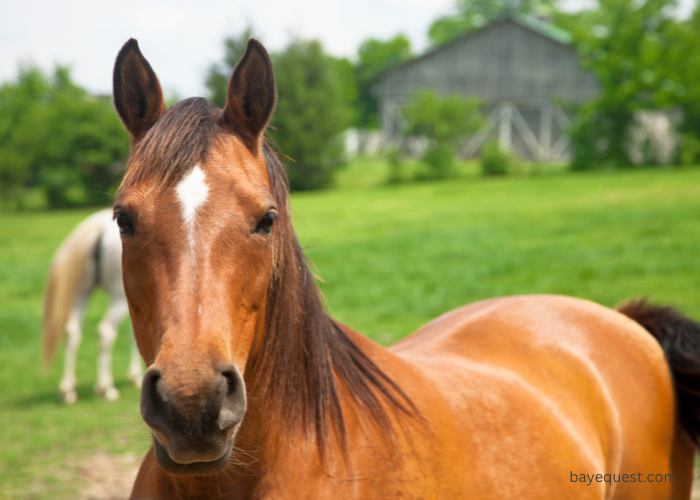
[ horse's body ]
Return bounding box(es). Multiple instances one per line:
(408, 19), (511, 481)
(131, 296), (694, 499)
(43, 209), (142, 403)
(109, 39), (700, 499)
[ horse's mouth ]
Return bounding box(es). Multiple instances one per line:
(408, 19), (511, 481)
(153, 437), (233, 475)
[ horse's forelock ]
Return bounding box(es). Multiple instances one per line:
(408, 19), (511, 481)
(119, 97), (225, 191)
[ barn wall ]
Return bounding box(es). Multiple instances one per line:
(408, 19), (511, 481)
(379, 19), (600, 159)
(381, 20), (598, 106)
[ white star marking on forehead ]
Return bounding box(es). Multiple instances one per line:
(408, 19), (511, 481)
(176, 165), (209, 226)
(176, 165), (210, 261)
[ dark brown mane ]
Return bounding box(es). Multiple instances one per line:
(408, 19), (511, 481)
(252, 144), (419, 456)
(120, 101), (419, 456)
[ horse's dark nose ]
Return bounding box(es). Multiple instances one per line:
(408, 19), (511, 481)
(140, 362), (246, 470)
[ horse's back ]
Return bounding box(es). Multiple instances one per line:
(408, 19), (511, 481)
(390, 295), (679, 499)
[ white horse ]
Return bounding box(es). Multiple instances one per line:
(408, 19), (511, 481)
(42, 209), (142, 404)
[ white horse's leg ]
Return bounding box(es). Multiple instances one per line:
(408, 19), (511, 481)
(95, 296), (128, 401)
(128, 329), (142, 387)
(59, 304), (86, 404)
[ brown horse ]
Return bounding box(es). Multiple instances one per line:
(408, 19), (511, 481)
(112, 38), (700, 499)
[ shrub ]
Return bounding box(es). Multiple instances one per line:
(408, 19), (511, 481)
(403, 90), (482, 179)
(480, 141), (515, 176)
(422, 142), (455, 179)
(680, 133), (700, 166)
(385, 146), (404, 184)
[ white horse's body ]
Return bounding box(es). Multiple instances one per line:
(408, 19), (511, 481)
(43, 209), (141, 403)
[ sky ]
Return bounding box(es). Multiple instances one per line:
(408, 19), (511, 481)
(1, 0), (454, 98)
(1, 0), (695, 99)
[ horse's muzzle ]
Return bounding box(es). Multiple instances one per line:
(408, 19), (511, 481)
(140, 361), (246, 474)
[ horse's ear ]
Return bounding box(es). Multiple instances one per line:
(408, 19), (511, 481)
(224, 39), (276, 150)
(113, 39), (166, 145)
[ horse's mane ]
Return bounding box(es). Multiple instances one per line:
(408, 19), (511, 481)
(121, 97), (419, 456)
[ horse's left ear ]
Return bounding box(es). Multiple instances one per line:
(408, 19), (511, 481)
(113, 39), (166, 145)
(224, 39), (277, 151)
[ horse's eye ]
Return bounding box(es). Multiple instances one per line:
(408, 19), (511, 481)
(115, 212), (134, 235)
(255, 212), (276, 234)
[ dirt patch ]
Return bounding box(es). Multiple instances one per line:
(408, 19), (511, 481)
(76, 451), (140, 500)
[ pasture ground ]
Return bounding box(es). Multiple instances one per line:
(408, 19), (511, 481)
(1, 162), (699, 498)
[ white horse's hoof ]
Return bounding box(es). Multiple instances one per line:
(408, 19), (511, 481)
(95, 385), (120, 401)
(130, 375), (143, 388)
(61, 389), (78, 404)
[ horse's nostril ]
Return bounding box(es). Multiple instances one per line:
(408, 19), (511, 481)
(218, 364), (247, 431)
(222, 369), (238, 396)
(140, 367), (169, 432)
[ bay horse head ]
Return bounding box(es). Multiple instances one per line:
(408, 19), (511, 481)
(112, 38), (414, 483)
(112, 38), (278, 474)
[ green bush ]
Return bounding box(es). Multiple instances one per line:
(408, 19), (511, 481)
(680, 133), (700, 166)
(480, 141), (515, 176)
(385, 146), (404, 184)
(403, 90), (482, 179)
(422, 142), (455, 179)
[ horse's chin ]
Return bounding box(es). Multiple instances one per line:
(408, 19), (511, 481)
(153, 437), (233, 475)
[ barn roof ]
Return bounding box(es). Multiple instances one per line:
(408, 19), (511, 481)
(380, 13), (574, 80)
(509, 13), (572, 44)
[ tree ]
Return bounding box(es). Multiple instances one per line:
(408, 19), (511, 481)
(555, 0), (678, 169)
(207, 34), (355, 190)
(429, 0), (558, 45)
(205, 26), (256, 108)
(0, 65), (128, 209)
(664, 6), (700, 164)
(354, 35), (412, 128)
(403, 90), (482, 178)
(270, 39), (355, 190)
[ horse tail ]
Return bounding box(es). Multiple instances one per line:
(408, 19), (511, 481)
(617, 298), (700, 446)
(42, 211), (109, 368)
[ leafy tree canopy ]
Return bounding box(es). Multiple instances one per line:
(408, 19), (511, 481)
(206, 32), (355, 190)
(354, 35), (413, 128)
(555, 0), (680, 168)
(205, 26), (256, 108)
(663, 5), (700, 163)
(0, 65), (128, 209)
(270, 39), (355, 190)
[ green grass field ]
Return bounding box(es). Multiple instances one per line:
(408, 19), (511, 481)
(1, 163), (699, 498)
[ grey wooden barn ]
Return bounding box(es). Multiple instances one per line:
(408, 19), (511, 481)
(378, 14), (600, 161)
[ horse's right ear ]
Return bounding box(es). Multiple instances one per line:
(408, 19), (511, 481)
(113, 39), (166, 145)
